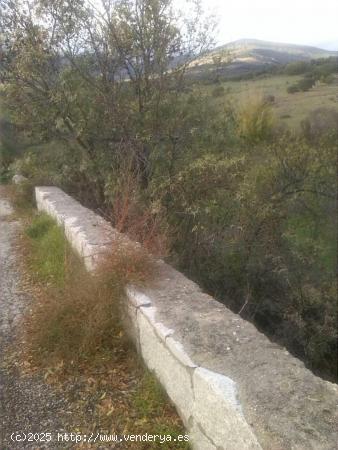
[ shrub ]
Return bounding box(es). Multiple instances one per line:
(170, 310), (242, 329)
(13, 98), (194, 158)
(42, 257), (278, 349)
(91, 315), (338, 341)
(263, 94), (275, 104)
(287, 84), (299, 94)
(0, 117), (26, 171)
(26, 268), (125, 365)
(211, 85), (226, 98)
(11, 144), (68, 187)
(284, 61), (310, 75)
(287, 76), (316, 94)
(301, 107), (338, 142)
(163, 135), (337, 381)
(0, 167), (13, 184)
(10, 180), (35, 211)
(105, 169), (170, 257)
(297, 76), (316, 91)
(313, 60), (338, 79)
(321, 74), (334, 84)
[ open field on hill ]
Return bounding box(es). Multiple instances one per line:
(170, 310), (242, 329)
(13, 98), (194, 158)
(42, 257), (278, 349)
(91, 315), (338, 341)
(204, 74), (338, 129)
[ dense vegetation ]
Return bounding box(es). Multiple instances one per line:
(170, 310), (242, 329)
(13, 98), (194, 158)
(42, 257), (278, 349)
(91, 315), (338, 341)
(285, 58), (338, 93)
(1, 0), (337, 381)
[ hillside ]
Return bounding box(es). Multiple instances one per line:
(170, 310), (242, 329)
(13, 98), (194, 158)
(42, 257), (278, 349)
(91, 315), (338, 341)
(189, 38), (338, 79)
(223, 38), (337, 59)
(203, 73), (338, 129)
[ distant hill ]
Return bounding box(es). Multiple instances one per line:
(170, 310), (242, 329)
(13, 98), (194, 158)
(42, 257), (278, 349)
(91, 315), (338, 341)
(222, 39), (337, 59)
(188, 39), (338, 79)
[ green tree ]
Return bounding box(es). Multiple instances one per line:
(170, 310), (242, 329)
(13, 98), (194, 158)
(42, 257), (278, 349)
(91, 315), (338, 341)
(1, 0), (215, 198)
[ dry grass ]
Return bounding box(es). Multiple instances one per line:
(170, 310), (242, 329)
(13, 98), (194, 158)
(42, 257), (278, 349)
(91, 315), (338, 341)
(105, 171), (170, 258)
(235, 93), (276, 143)
(22, 214), (156, 370)
(5, 180), (35, 213)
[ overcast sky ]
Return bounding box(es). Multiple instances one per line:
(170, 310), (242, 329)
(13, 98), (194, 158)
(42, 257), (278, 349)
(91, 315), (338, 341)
(181, 0), (338, 50)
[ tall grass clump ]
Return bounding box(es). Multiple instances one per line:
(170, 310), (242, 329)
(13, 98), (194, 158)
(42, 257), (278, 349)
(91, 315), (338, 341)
(236, 94), (275, 143)
(23, 214), (155, 370)
(8, 180), (36, 212)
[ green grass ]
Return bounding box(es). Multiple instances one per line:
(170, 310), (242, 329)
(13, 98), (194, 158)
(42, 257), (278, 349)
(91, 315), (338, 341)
(25, 213), (67, 286)
(202, 74), (338, 129)
(133, 371), (170, 417)
(132, 371), (190, 449)
(284, 214), (337, 275)
(0, 168), (13, 184)
(25, 214), (56, 239)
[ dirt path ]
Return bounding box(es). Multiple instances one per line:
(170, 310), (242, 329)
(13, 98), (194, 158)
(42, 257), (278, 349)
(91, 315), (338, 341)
(0, 187), (73, 449)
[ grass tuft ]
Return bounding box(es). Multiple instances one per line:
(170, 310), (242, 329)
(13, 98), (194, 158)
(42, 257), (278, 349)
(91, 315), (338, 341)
(25, 213), (55, 239)
(25, 213), (67, 286)
(133, 371), (168, 418)
(131, 371), (190, 449)
(10, 181), (36, 212)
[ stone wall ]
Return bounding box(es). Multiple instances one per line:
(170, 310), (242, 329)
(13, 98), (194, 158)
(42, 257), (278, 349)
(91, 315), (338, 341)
(35, 186), (338, 450)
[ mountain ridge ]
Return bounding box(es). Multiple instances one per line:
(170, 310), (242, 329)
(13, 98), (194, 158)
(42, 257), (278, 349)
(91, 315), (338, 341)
(219, 38), (337, 55)
(188, 38), (338, 79)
